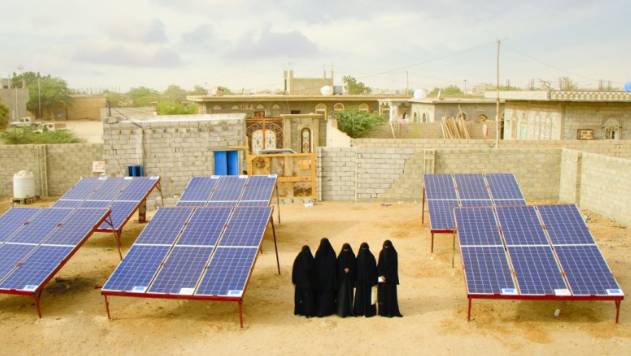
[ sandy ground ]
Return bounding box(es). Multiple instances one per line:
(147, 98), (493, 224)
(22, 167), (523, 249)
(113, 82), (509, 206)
(51, 120), (103, 143)
(0, 198), (629, 355)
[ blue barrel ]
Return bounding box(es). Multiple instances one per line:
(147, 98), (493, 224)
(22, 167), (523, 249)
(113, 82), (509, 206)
(126, 165), (143, 177)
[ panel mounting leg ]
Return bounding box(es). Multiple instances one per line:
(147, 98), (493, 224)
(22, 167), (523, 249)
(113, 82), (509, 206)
(467, 297), (472, 322)
(615, 300), (621, 324)
(421, 189), (426, 224)
(238, 301), (244, 329)
(113, 230), (122, 260)
(452, 231), (456, 268)
(105, 295), (112, 320)
(33, 292), (43, 319)
(271, 216), (280, 275)
(275, 184), (281, 225)
(431, 232), (434, 253)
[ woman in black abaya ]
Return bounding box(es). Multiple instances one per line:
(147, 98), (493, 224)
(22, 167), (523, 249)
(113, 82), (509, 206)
(314, 238), (337, 317)
(354, 242), (378, 317)
(292, 245), (317, 317)
(377, 240), (403, 317)
(336, 243), (356, 317)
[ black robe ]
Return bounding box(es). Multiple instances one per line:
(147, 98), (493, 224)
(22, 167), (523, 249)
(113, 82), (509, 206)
(377, 240), (402, 317)
(292, 246), (317, 317)
(314, 238), (337, 317)
(354, 243), (378, 317)
(336, 243), (356, 317)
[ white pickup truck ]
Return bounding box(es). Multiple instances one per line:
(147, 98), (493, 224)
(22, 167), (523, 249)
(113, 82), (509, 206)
(9, 117), (38, 129)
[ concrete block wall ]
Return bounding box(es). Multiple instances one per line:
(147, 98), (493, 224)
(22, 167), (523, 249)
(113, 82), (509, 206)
(0, 143), (104, 197)
(326, 120), (352, 147)
(355, 148), (416, 200)
(317, 147), (356, 201)
(363, 121), (497, 140)
(558, 149), (581, 204)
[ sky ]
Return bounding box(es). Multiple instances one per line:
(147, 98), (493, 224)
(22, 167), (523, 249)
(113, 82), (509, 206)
(0, 0), (630, 93)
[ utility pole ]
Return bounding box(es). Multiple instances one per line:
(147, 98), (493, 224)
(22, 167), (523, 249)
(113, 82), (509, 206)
(464, 79), (467, 94)
(38, 75), (42, 119)
(406, 71), (409, 95)
(495, 39), (501, 149)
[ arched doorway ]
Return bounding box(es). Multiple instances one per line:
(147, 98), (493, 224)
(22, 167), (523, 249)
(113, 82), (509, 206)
(604, 118), (620, 140)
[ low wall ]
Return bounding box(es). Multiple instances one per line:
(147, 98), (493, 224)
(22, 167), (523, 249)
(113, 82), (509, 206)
(0, 143), (104, 197)
(363, 121), (497, 139)
(326, 120), (352, 148)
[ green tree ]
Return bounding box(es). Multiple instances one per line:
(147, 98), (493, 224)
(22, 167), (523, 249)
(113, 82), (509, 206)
(428, 85), (464, 97)
(342, 76), (372, 94)
(12, 72), (73, 119)
(187, 85), (208, 95)
(157, 102), (197, 115)
(0, 95), (9, 130)
(163, 85), (187, 103)
(335, 106), (382, 138)
(127, 86), (160, 106)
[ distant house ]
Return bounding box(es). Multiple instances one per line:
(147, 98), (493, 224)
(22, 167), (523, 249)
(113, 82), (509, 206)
(0, 77), (29, 120)
(489, 91), (631, 140)
(377, 97), (502, 123)
(283, 69), (333, 95)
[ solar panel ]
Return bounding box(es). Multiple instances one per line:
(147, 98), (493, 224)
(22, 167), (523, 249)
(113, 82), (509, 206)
(44, 208), (109, 246)
(179, 177), (218, 202)
(460, 200), (493, 207)
(176, 208), (232, 246)
(0, 208), (41, 244)
(101, 245), (170, 293)
(58, 178), (104, 200)
(205, 201), (235, 207)
(555, 245), (622, 296)
(240, 175), (277, 201)
(454, 207), (503, 246)
(176, 200), (207, 207)
(537, 205), (595, 245)
(0, 244), (38, 282)
(428, 200), (459, 231)
(507, 246), (568, 295)
(218, 208), (272, 247)
(52, 200), (83, 208)
(8, 209), (73, 244)
(455, 174), (491, 200)
(115, 177), (159, 201)
(147, 246), (214, 294)
(461, 246), (516, 295)
(423, 174), (458, 200)
(0, 245), (74, 292)
(195, 247), (258, 297)
(79, 200), (111, 208)
(494, 199), (527, 207)
(496, 206), (549, 245)
(486, 173), (525, 200)
(99, 201), (138, 230)
(237, 201), (271, 207)
(87, 178), (131, 201)
(134, 208), (193, 245)
(208, 176), (247, 202)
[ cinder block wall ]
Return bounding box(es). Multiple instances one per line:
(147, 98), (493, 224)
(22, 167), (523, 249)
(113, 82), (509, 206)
(326, 120), (352, 148)
(559, 149), (581, 204)
(0, 143), (104, 197)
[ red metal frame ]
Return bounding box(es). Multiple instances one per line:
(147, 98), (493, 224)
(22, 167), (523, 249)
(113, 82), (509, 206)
(0, 209), (114, 318)
(101, 207), (280, 328)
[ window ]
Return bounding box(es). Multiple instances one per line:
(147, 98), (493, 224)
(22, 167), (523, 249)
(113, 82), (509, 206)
(334, 103), (344, 112)
(457, 112), (467, 120)
(604, 118), (621, 140)
(358, 103), (369, 112)
(256, 104), (265, 110)
(543, 116), (552, 140)
(301, 128), (311, 153)
(272, 104), (281, 117)
(212, 105), (222, 112)
(422, 113), (428, 123)
(413, 112), (418, 123)
(315, 103), (327, 119)
(290, 110), (301, 114)
(231, 105), (239, 111)
(533, 114), (541, 139)
(380, 104), (390, 118)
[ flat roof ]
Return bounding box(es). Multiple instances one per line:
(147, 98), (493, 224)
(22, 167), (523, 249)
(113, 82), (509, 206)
(485, 91), (631, 102)
(380, 98), (500, 104)
(187, 94), (400, 102)
(110, 113), (246, 123)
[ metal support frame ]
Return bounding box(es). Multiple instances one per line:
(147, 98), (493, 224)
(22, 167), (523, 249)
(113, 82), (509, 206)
(275, 183), (281, 225)
(238, 301), (244, 328)
(270, 216), (281, 275)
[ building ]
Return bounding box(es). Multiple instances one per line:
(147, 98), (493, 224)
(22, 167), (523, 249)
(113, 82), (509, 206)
(377, 97), (502, 123)
(283, 69), (333, 95)
(0, 77), (29, 120)
(488, 91), (631, 140)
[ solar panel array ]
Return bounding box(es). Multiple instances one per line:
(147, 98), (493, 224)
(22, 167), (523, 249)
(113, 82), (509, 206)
(176, 175), (277, 208)
(52, 176), (160, 231)
(424, 173), (526, 232)
(0, 207), (109, 294)
(455, 204), (623, 298)
(102, 206), (272, 299)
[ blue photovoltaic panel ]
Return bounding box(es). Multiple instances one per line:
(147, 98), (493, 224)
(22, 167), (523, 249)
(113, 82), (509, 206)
(101, 245), (170, 292)
(555, 245), (621, 296)
(238, 201), (270, 207)
(205, 201), (235, 207)
(494, 199), (527, 207)
(115, 177), (158, 201)
(486, 173), (525, 200)
(195, 247), (258, 297)
(179, 177), (217, 202)
(428, 200), (459, 231)
(58, 178), (104, 200)
(456, 174), (491, 200)
(454, 207), (503, 246)
(460, 200), (493, 207)
(176, 208), (232, 246)
(507, 246), (567, 295)
(423, 174), (457, 200)
(218, 208), (272, 247)
(0, 245), (73, 291)
(99, 201), (138, 230)
(240, 176), (277, 201)
(44, 208), (109, 246)
(208, 176), (247, 202)
(87, 178), (131, 201)
(0, 208), (41, 244)
(496, 206), (548, 246)
(176, 200), (207, 207)
(147, 246), (214, 294)
(0, 244), (38, 282)
(79, 200), (111, 208)
(461, 246), (515, 295)
(537, 204), (595, 245)
(52, 200), (83, 208)
(134, 208), (193, 245)
(8, 209), (73, 244)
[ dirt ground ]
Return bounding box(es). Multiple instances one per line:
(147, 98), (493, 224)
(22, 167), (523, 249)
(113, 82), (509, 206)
(51, 120), (103, 143)
(0, 198), (629, 355)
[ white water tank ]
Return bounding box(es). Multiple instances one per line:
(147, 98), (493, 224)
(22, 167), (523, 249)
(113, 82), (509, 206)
(13, 170), (36, 199)
(413, 89), (428, 99)
(320, 85), (334, 96)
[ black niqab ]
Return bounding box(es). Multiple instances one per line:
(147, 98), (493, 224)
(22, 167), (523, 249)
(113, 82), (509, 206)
(292, 245), (316, 288)
(354, 242), (378, 317)
(336, 243), (356, 317)
(377, 240), (402, 317)
(315, 238), (337, 290)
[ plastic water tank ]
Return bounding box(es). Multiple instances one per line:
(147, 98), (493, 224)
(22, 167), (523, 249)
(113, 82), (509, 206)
(413, 89), (428, 99)
(13, 170), (36, 199)
(625, 80), (631, 92)
(320, 85), (334, 96)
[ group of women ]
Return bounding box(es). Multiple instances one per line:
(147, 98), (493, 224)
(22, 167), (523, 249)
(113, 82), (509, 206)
(292, 238), (402, 319)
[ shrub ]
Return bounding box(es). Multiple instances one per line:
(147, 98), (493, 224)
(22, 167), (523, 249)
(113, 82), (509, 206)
(157, 102), (197, 115)
(335, 107), (383, 138)
(1, 127), (83, 144)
